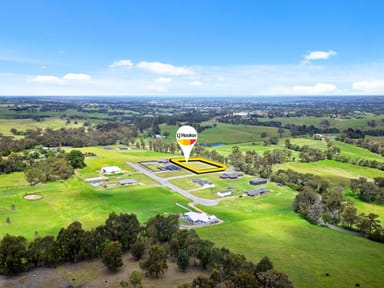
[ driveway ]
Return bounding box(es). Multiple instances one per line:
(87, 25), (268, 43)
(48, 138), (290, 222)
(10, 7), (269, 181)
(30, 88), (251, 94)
(127, 162), (219, 206)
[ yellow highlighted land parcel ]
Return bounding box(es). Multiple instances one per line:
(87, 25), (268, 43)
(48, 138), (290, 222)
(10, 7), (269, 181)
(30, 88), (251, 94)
(169, 157), (227, 174)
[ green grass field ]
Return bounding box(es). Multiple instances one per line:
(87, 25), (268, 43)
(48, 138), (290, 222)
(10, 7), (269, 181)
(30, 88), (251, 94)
(0, 176), (191, 239)
(169, 173), (257, 199)
(1, 112), (384, 288)
(0, 149), (191, 239)
(0, 118), (85, 136)
(197, 184), (384, 288)
(257, 114), (384, 130)
(274, 160), (384, 187)
(160, 123), (290, 144)
(289, 137), (328, 150)
(333, 140), (384, 161)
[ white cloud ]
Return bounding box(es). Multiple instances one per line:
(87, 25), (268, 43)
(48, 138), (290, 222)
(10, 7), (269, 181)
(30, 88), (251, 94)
(63, 73), (91, 81)
(302, 50), (336, 64)
(154, 77), (173, 83)
(109, 59), (134, 68)
(352, 80), (384, 92)
(292, 83), (337, 94)
(30, 75), (62, 84)
(30, 73), (91, 84)
(190, 80), (203, 86)
(145, 85), (168, 92)
(137, 61), (193, 75)
(3, 61), (384, 96)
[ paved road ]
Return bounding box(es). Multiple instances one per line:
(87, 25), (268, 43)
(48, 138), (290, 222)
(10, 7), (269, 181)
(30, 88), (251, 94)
(127, 162), (219, 206)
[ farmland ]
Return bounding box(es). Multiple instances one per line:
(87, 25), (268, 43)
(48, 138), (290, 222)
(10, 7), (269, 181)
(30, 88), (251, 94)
(1, 97), (384, 288)
(160, 123), (289, 144)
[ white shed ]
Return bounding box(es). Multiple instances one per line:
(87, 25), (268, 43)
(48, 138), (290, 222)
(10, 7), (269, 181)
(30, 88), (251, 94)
(100, 166), (122, 175)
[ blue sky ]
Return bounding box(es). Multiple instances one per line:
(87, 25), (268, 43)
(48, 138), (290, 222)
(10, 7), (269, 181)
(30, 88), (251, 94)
(1, 0), (384, 96)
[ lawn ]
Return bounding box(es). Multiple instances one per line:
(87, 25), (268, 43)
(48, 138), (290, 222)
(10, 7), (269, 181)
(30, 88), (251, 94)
(197, 184), (384, 288)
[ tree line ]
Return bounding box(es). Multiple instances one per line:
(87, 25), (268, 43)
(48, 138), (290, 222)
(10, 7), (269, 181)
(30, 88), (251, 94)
(217, 116), (340, 137)
(337, 135), (384, 156)
(228, 146), (292, 178)
(351, 177), (384, 203)
(285, 138), (384, 171)
(0, 212), (293, 288)
(271, 169), (384, 243)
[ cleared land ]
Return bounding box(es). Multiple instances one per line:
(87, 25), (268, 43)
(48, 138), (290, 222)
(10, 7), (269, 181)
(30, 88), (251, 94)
(257, 113), (384, 130)
(0, 118), (84, 136)
(274, 160), (384, 187)
(0, 254), (208, 288)
(160, 123), (290, 144)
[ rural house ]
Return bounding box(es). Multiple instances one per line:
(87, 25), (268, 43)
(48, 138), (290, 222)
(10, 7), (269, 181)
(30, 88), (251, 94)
(100, 166), (122, 175)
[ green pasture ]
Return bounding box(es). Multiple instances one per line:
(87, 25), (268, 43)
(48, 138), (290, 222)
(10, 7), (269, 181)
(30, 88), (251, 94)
(160, 123), (290, 144)
(288, 137), (328, 150)
(333, 140), (384, 161)
(274, 160), (384, 187)
(0, 149), (193, 239)
(0, 118), (84, 136)
(0, 176), (191, 239)
(257, 114), (384, 130)
(197, 184), (384, 288)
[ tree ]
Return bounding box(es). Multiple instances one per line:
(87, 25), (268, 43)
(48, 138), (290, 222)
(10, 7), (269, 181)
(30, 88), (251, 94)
(177, 249), (189, 272)
(105, 213), (141, 251)
(27, 236), (60, 267)
(196, 240), (214, 269)
(341, 201), (357, 228)
(145, 214), (179, 243)
(0, 234), (27, 276)
(102, 241), (123, 272)
(24, 165), (41, 186)
(57, 221), (85, 262)
(131, 234), (146, 260)
(129, 270), (143, 288)
(191, 276), (213, 288)
(284, 139), (291, 149)
(140, 244), (168, 278)
(257, 269), (294, 288)
(66, 150), (86, 169)
(232, 271), (257, 288)
(256, 256), (273, 273)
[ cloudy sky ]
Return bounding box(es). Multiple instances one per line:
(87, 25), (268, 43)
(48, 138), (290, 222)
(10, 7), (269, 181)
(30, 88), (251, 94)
(1, 0), (384, 96)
